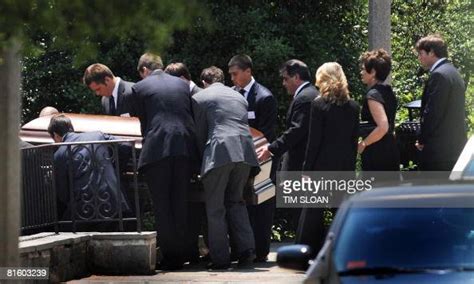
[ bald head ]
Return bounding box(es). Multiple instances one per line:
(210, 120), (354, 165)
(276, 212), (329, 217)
(39, 106), (59, 117)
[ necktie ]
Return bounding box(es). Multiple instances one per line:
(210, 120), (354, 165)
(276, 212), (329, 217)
(109, 96), (116, 115)
(239, 89), (246, 97)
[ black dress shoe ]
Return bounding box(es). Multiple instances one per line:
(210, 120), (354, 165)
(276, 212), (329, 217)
(156, 263), (184, 271)
(238, 249), (256, 267)
(206, 262), (231, 270)
(156, 260), (184, 271)
(185, 256), (201, 265)
(200, 253), (211, 262)
(254, 255), (268, 263)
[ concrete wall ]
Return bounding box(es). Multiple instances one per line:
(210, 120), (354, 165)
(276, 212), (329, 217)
(19, 232), (156, 283)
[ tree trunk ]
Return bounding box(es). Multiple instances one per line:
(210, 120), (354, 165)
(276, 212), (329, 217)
(0, 41), (21, 268)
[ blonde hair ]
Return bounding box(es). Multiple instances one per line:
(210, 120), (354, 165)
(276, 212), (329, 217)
(315, 62), (350, 105)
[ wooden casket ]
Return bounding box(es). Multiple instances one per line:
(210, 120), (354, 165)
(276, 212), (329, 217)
(20, 113), (275, 205)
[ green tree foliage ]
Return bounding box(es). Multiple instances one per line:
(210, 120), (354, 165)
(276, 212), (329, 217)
(391, 0), (473, 132)
(3, 0), (206, 122)
(166, 0), (368, 130)
(1, 0), (205, 60)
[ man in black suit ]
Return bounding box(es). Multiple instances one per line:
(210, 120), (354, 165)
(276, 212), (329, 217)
(48, 114), (129, 225)
(83, 63), (134, 116)
(228, 54), (278, 262)
(257, 59), (319, 248)
(257, 59), (319, 171)
(415, 35), (466, 171)
(165, 62), (202, 95)
(165, 61), (205, 263)
(129, 52), (198, 270)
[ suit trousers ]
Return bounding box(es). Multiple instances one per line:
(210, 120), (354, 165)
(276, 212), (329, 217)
(202, 162), (255, 265)
(143, 156), (192, 266)
(247, 197), (275, 259)
(185, 201), (206, 260)
(246, 155), (279, 259)
(420, 156), (456, 171)
(295, 208), (326, 258)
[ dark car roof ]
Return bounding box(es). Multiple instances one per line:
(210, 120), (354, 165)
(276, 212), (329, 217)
(347, 184), (474, 208)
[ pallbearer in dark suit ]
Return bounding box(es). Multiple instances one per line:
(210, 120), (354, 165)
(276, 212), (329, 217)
(415, 35), (466, 171)
(165, 61), (205, 263)
(83, 63), (134, 116)
(298, 63), (360, 256)
(165, 62), (203, 95)
(228, 54), (278, 262)
(48, 114), (130, 225)
(192, 67), (259, 269)
(257, 59), (319, 171)
(129, 53), (198, 270)
(257, 59), (319, 249)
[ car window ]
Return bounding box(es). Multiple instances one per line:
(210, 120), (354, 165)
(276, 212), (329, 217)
(333, 208), (474, 271)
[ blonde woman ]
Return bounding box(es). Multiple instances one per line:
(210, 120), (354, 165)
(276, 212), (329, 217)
(302, 62), (360, 172)
(296, 62), (360, 256)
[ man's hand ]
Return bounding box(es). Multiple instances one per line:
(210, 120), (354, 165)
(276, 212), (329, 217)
(257, 144), (272, 162)
(415, 140), (424, 151)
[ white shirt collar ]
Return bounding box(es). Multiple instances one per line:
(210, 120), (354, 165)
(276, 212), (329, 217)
(112, 77), (121, 108)
(430, 58), (446, 72)
(189, 80), (197, 92)
(237, 77), (255, 100)
(294, 81), (310, 97)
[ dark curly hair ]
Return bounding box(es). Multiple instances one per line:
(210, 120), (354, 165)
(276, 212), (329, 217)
(359, 48), (392, 82)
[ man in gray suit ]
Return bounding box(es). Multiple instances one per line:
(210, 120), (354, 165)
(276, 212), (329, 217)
(192, 66), (259, 269)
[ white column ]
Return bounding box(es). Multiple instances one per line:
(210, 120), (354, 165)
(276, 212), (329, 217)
(369, 0), (392, 54)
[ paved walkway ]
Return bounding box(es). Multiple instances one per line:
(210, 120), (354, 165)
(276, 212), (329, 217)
(68, 243), (306, 283)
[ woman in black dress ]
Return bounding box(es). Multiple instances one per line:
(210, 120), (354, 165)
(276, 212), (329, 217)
(296, 62), (360, 256)
(358, 49), (400, 171)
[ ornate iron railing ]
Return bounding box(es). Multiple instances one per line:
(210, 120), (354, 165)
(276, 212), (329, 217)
(21, 144), (59, 234)
(21, 139), (141, 234)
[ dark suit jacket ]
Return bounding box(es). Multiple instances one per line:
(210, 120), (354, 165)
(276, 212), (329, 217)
(268, 83), (319, 171)
(101, 79), (134, 116)
(244, 82), (278, 142)
(53, 131), (129, 217)
(419, 60), (466, 166)
(303, 98), (360, 171)
(192, 82), (259, 177)
(129, 69), (198, 170)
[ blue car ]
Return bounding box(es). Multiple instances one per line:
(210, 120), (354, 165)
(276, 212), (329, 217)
(277, 184), (474, 283)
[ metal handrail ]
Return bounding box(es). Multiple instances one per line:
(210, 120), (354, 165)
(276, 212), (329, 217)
(20, 139), (141, 234)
